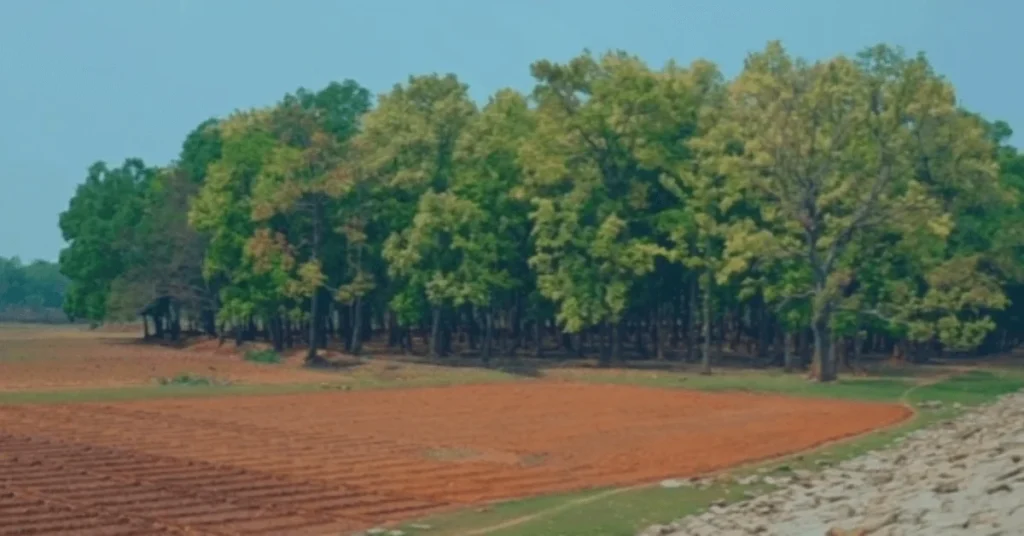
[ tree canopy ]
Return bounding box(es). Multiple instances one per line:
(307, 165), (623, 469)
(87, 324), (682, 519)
(54, 42), (1024, 380)
(0, 257), (69, 323)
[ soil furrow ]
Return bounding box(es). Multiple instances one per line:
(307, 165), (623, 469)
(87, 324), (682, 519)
(0, 382), (909, 532)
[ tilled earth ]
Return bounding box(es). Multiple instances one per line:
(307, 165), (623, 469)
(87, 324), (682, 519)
(0, 383), (909, 534)
(640, 390), (1024, 536)
(0, 334), (331, 391)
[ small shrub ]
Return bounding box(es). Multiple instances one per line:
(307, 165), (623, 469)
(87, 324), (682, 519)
(156, 373), (228, 386)
(245, 348), (282, 364)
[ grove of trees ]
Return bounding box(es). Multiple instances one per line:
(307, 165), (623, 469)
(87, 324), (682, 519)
(0, 257), (69, 323)
(57, 42), (1024, 381)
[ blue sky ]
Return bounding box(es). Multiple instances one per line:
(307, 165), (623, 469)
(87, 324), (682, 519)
(0, 0), (1020, 262)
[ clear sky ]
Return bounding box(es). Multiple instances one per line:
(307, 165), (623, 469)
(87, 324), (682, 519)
(1, 0), (1020, 262)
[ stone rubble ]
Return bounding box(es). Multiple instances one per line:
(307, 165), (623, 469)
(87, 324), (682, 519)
(639, 391), (1024, 536)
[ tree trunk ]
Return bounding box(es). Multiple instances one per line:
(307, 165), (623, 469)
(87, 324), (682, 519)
(170, 303), (181, 341)
(360, 301), (372, 345)
(201, 309), (216, 336)
(306, 290), (324, 364)
(756, 299), (770, 358)
(852, 332), (862, 371)
(598, 324), (611, 365)
(716, 315), (726, 360)
(671, 294), (681, 348)
(350, 298), (364, 355)
(783, 332), (797, 372)
(701, 276), (712, 375)
(324, 304), (335, 343)
(654, 307), (665, 360)
(508, 299), (522, 357)
(271, 316), (284, 352)
(305, 199), (325, 365)
(387, 311), (399, 348)
(798, 329), (811, 367)
(482, 308), (493, 363)
(441, 311), (453, 356)
(812, 315), (836, 382)
(838, 336), (850, 370)
(429, 306), (442, 359)
(339, 305), (352, 352)
(688, 276), (698, 363)
(468, 307), (479, 351)
(611, 321), (623, 362)
(561, 332), (573, 354)
(635, 318), (647, 358)
(729, 311), (742, 352)
(316, 301), (328, 349)
(400, 325), (411, 355)
(534, 318), (543, 358)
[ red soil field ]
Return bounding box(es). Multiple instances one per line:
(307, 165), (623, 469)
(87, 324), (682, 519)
(0, 330), (335, 391)
(0, 383), (911, 535)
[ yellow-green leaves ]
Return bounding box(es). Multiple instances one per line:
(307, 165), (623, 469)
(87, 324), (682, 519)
(189, 81), (374, 327)
(358, 74), (476, 192)
(712, 42), (1002, 347)
(522, 51), (686, 332)
(383, 190), (496, 309)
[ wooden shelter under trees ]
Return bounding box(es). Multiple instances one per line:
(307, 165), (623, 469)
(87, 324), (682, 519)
(139, 296), (179, 341)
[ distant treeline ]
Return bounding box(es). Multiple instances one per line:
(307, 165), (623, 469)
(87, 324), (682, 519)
(0, 257), (69, 323)
(56, 42), (1024, 380)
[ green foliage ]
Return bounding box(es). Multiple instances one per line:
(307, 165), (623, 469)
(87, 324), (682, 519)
(244, 348), (282, 364)
(700, 42), (1005, 378)
(522, 52), (669, 332)
(0, 257), (69, 322)
(58, 159), (155, 321)
(357, 74), (478, 325)
(156, 373), (229, 387)
(54, 42), (1024, 379)
(179, 118), (223, 183)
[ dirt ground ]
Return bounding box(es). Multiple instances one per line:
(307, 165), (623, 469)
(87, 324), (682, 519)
(0, 326), (337, 390)
(0, 382), (911, 534)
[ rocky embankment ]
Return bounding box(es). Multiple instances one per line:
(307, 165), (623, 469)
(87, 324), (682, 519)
(640, 391), (1024, 536)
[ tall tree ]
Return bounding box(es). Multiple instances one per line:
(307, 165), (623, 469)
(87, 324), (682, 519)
(357, 74), (477, 349)
(190, 109), (279, 340)
(455, 89), (538, 358)
(637, 59), (739, 373)
(521, 51), (666, 362)
(0, 257), (69, 322)
(251, 80), (372, 363)
(713, 42), (1000, 380)
(59, 159), (154, 322)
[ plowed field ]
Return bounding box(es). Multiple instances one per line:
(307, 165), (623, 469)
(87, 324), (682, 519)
(0, 383), (912, 535)
(0, 330), (330, 391)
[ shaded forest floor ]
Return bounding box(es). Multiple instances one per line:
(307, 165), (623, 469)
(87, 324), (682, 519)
(1, 324), (1023, 535)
